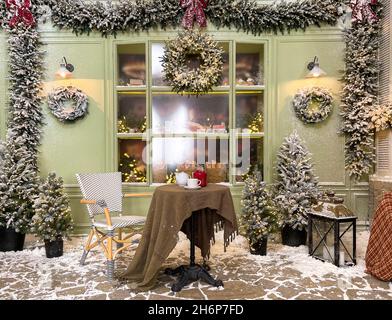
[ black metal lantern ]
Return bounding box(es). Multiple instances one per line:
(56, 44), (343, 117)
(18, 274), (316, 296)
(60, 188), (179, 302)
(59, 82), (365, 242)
(308, 191), (357, 267)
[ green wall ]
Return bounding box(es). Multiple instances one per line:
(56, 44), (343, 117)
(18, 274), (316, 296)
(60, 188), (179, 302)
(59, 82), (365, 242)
(0, 22), (370, 233)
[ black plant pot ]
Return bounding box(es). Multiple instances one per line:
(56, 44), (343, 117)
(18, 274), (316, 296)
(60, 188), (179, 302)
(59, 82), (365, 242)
(0, 227), (26, 252)
(281, 225), (307, 247)
(44, 238), (63, 258)
(250, 237), (268, 255)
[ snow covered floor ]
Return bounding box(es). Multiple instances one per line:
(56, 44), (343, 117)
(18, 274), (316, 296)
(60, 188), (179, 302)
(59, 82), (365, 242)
(0, 230), (391, 300)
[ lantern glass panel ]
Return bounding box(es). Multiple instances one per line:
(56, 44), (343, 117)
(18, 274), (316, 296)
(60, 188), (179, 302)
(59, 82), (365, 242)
(311, 219), (336, 263)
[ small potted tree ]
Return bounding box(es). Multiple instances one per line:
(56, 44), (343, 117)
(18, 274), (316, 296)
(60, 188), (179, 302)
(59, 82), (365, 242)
(274, 131), (320, 247)
(0, 141), (37, 252)
(240, 170), (279, 255)
(32, 172), (73, 258)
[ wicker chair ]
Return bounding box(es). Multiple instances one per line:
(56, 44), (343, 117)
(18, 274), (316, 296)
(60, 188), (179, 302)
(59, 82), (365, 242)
(76, 172), (150, 280)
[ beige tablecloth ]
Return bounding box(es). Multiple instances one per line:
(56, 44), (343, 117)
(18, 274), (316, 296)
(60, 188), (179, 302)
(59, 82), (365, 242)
(120, 184), (238, 289)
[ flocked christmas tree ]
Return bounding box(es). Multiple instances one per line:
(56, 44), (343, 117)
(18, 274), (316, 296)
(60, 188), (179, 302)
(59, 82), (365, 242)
(240, 171), (279, 250)
(274, 131), (320, 231)
(32, 172), (73, 242)
(0, 139), (39, 233)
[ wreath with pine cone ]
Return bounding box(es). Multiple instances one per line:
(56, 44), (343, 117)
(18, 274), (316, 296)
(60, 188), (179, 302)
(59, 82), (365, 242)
(292, 87), (333, 124)
(161, 31), (224, 95)
(47, 86), (89, 122)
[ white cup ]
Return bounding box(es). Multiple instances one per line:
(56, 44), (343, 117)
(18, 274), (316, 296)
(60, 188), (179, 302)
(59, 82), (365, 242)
(187, 178), (201, 188)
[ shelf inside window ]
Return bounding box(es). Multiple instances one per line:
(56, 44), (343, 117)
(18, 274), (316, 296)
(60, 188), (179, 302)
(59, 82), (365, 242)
(117, 133), (145, 139)
(116, 86), (146, 92)
(235, 132), (264, 138)
(235, 85), (265, 91)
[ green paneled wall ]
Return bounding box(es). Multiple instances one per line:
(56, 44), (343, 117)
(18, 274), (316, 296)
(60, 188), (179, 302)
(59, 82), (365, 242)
(0, 22), (370, 234)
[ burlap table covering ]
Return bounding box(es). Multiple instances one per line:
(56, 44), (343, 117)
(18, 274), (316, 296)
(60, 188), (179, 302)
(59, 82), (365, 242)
(120, 184), (238, 289)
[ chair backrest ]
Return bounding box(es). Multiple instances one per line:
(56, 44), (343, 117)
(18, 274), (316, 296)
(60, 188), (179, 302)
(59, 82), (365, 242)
(76, 172), (122, 216)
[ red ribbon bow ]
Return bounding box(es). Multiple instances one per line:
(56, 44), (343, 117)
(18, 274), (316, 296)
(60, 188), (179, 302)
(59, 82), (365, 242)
(5, 0), (35, 28)
(180, 0), (208, 29)
(350, 0), (379, 23)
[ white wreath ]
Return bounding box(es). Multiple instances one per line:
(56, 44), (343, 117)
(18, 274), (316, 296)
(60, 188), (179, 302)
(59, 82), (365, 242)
(293, 87), (333, 124)
(47, 86), (89, 122)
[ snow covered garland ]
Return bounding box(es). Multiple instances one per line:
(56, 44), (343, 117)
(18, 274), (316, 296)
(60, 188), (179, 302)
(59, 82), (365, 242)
(47, 86), (88, 122)
(293, 87), (333, 124)
(42, 0), (344, 37)
(161, 31), (223, 95)
(340, 0), (383, 179)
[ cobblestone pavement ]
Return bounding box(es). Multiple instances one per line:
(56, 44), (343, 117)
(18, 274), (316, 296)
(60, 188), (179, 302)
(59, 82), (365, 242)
(0, 231), (391, 300)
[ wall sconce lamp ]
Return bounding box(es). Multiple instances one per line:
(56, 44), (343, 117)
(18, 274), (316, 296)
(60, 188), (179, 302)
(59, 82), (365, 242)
(306, 56), (326, 78)
(56, 56), (74, 79)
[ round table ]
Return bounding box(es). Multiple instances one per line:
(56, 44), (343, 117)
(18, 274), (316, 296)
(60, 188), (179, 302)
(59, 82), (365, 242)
(120, 183), (238, 291)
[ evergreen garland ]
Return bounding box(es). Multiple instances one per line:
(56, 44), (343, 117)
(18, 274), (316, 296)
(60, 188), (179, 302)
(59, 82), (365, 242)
(340, 2), (382, 179)
(240, 171), (279, 248)
(32, 172), (74, 241)
(41, 0), (345, 37)
(274, 131), (320, 231)
(7, 23), (45, 169)
(0, 18), (44, 233)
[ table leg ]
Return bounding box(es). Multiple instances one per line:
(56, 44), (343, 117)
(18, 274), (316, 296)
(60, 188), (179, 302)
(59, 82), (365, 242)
(353, 220), (357, 265)
(165, 212), (223, 292)
(190, 213), (195, 266)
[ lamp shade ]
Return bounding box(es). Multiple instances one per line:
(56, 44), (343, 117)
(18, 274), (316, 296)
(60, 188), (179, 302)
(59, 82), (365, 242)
(306, 63), (326, 78)
(56, 64), (73, 79)
(56, 57), (74, 79)
(306, 56), (326, 78)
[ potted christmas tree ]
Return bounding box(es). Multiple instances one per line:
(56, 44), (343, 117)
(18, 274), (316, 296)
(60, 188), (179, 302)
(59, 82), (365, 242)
(274, 131), (320, 247)
(240, 171), (279, 255)
(32, 172), (73, 258)
(0, 141), (38, 252)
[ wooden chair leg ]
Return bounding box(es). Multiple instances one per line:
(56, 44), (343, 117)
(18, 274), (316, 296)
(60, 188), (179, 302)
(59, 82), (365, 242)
(117, 228), (124, 250)
(106, 230), (114, 280)
(80, 228), (94, 265)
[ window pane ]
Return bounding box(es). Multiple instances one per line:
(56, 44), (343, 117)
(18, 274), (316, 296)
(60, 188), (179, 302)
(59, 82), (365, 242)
(219, 42), (230, 86)
(235, 137), (263, 182)
(151, 43), (167, 86)
(152, 94), (229, 134)
(118, 139), (147, 183)
(236, 92), (264, 133)
(152, 138), (229, 183)
(236, 43), (264, 86)
(152, 42), (230, 87)
(117, 93), (146, 133)
(118, 44), (146, 86)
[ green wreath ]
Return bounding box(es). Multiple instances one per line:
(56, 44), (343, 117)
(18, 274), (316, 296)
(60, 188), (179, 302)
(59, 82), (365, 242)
(161, 31), (224, 95)
(292, 87), (333, 124)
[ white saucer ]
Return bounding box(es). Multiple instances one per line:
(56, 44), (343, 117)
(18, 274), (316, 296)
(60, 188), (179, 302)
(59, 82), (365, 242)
(184, 186), (201, 190)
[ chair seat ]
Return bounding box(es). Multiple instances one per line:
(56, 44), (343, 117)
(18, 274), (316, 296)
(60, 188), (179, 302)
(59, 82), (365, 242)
(94, 215), (146, 230)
